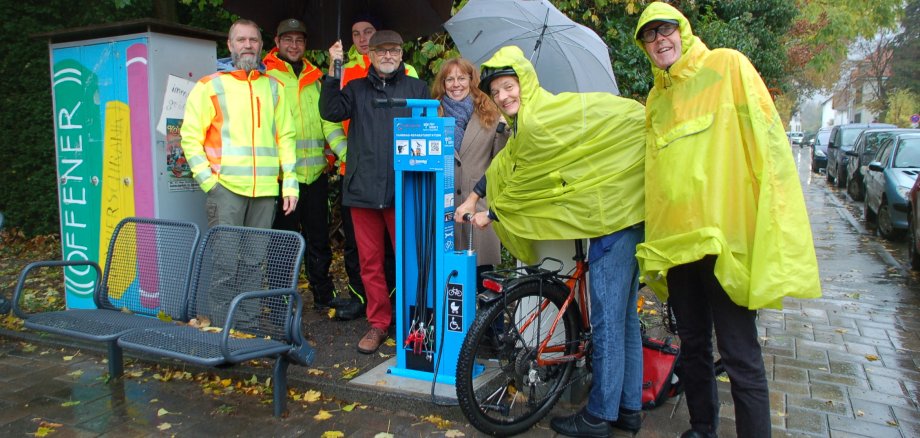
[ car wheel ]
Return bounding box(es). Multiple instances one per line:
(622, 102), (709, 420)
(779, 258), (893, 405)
(910, 215), (920, 270)
(877, 200), (903, 240)
(847, 177), (864, 201)
(826, 165), (834, 182)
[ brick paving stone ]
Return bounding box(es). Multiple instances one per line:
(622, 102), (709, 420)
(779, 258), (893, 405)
(785, 406), (829, 435)
(827, 414), (904, 438)
(808, 370), (868, 388)
(850, 398), (897, 425)
(775, 365), (810, 384)
(788, 396), (850, 416)
(867, 374), (907, 396)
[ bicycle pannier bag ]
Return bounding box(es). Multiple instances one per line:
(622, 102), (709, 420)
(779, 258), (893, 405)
(641, 336), (681, 409)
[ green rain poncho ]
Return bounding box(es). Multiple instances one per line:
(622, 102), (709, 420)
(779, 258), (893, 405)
(481, 46), (646, 264)
(633, 2), (821, 309)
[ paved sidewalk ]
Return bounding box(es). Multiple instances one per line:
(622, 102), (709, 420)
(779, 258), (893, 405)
(1, 148), (919, 437)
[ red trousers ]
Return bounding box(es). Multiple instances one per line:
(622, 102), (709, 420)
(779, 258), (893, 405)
(350, 207), (396, 330)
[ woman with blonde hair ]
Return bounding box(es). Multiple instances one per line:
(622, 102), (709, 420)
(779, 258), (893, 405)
(432, 57), (509, 282)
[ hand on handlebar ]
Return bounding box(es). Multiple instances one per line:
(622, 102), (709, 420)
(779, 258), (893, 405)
(455, 195), (479, 223)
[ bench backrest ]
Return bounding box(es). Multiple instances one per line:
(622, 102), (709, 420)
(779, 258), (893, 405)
(187, 226), (305, 341)
(98, 217), (200, 320)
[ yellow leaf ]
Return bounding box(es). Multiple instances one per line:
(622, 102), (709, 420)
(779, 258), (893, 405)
(716, 374), (730, 382)
(342, 402), (358, 412)
(420, 414), (452, 429)
(321, 432), (344, 438)
(126, 370), (144, 378)
(445, 430), (466, 437)
(328, 308), (336, 319)
(157, 408), (170, 417)
(156, 310), (173, 322)
(865, 354), (880, 361)
(150, 399), (159, 403)
(856, 409), (865, 416)
(220, 379), (232, 387)
(229, 329), (256, 339)
(341, 367), (360, 379)
(61, 400), (81, 407)
(22, 343), (37, 352)
(646, 309), (658, 315)
(157, 423), (172, 431)
(307, 368), (325, 376)
(121, 307), (133, 314)
(67, 370), (84, 378)
(374, 433), (395, 438)
(303, 390), (322, 402)
(63, 352), (78, 361)
(202, 326), (222, 333)
(887, 420), (899, 426)
(34, 426), (55, 437)
(314, 409), (333, 421)
(384, 338), (396, 347)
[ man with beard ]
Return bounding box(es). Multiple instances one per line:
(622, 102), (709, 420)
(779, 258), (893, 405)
(320, 30), (429, 353)
(181, 18), (298, 229)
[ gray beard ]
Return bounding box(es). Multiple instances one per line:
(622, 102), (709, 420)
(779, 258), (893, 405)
(232, 53), (260, 73)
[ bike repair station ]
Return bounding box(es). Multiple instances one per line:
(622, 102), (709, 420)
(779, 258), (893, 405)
(350, 98), (478, 400)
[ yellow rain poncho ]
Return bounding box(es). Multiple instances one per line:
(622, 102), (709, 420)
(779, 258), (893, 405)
(634, 2), (821, 309)
(481, 46), (646, 263)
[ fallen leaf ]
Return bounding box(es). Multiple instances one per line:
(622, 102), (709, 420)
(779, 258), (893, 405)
(220, 378), (232, 387)
(307, 368), (325, 376)
(887, 420), (898, 426)
(229, 329), (256, 339)
(445, 429), (466, 437)
(341, 367), (360, 379)
(34, 426), (55, 437)
(716, 374), (730, 383)
(63, 352), (79, 361)
(835, 328), (848, 334)
(321, 432), (344, 438)
(156, 310), (173, 322)
(376, 380), (388, 386)
(384, 338), (396, 347)
(856, 409), (865, 417)
(342, 402), (358, 412)
(420, 414), (451, 429)
(157, 408), (170, 417)
(373, 433), (394, 438)
(157, 423), (172, 431)
(126, 370), (144, 378)
(202, 326), (223, 333)
(121, 307), (133, 314)
(61, 400), (80, 407)
(865, 354), (880, 361)
(22, 343), (37, 352)
(314, 410), (333, 421)
(150, 399), (159, 403)
(67, 370), (84, 378)
(328, 308), (336, 319)
(303, 390), (322, 403)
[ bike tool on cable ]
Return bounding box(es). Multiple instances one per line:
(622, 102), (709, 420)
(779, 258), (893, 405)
(377, 98), (477, 389)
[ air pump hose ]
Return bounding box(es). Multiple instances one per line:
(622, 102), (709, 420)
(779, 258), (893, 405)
(431, 269), (460, 406)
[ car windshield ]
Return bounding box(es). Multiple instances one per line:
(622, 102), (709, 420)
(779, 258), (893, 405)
(893, 139), (920, 168)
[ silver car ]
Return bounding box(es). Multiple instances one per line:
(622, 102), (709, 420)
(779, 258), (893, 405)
(865, 133), (920, 239)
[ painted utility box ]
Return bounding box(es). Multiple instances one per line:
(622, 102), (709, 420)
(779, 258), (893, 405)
(41, 20), (224, 308)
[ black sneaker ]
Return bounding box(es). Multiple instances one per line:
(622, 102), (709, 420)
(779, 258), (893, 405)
(611, 410), (641, 433)
(335, 300), (366, 321)
(550, 411), (610, 438)
(328, 295), (352, 309)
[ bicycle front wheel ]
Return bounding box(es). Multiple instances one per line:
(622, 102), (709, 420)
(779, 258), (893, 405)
(456, 280), (579, 436)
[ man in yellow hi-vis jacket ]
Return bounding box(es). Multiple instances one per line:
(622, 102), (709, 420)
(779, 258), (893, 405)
(634, 3), (821, 437)
(181, 19), (298, 229)
(264, 18), (347, 310)
(180, 19), (299, 332)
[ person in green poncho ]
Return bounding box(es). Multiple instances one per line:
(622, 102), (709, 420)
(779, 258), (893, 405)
(634, 3), (821, 438)
(455, 45), (647, 437)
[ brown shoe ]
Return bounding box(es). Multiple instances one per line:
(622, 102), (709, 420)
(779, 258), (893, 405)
(357, 327), (387, 354)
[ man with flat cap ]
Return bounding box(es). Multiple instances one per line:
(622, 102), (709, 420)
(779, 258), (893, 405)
(263, 18), (347, 311)
(320, 30), (428, 354)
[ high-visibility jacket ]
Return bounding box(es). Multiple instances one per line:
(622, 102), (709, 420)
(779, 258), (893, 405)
(633, 2), (821, 309)
(181, 63), (298, 198)
(263, 49), (347, 185)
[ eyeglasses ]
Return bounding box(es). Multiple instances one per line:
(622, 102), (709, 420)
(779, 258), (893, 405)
(639, 22), (678, 43)
(280, 36), (306, 46)
(372, 47), (402, 56)
(445, 75), (470, 85)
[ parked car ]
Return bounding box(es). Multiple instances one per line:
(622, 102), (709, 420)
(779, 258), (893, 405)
(811, 127), (833, 173)
(787, 131), (805, 146)
(865, 133), (920, 239)
(803, 131), (816, 148)
(845, 128), (920, 201)
(908, 175), (920, 270)
(826, 123), (897, 188)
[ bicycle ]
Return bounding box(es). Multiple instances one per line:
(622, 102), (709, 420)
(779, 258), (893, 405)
(455, 239), (591, 436)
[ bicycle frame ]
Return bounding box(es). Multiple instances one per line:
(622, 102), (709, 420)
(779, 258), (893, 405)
(483, 240), (591, 367)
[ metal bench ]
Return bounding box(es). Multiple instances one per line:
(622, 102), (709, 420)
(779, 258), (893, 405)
(116, 224), (311, 417)
(12, 217), (201, 378)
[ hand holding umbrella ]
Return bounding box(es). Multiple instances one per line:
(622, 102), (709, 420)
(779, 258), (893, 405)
(328, 40), (345, 78)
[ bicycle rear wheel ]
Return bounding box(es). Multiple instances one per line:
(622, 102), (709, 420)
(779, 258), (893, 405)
(456, 280), (579, 436)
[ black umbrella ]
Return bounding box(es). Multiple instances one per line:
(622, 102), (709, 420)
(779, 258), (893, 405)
(223, 0), (452, 50)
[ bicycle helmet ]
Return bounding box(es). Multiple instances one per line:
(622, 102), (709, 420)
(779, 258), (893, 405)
(479, 65), (517, 94)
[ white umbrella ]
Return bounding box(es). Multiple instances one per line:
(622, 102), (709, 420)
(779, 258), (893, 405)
(444, 0), (619, 95)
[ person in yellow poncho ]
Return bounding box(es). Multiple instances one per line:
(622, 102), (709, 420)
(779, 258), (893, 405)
(633, 3), (822, 438)
(455, 46), (647, 436)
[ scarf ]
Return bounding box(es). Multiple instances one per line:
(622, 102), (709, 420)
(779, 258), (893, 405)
(441, 95), (473, 151)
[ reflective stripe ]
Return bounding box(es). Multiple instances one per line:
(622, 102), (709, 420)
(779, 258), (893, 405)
(296, 138), (325, 150)
(221, 145), (279, 158)
(211, 77), (234, 153)
(220, 164), (284, 176)
(297, 156), (328, 168)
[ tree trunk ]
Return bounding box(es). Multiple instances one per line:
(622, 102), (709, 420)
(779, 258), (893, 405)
(153, 0), (177, 22)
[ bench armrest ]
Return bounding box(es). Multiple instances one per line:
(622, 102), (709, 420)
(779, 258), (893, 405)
(221, 288), (305, 359)
(12, 260), (102, 320)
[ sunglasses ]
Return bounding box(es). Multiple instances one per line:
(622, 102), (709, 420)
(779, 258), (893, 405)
(639, 22), (678, 43)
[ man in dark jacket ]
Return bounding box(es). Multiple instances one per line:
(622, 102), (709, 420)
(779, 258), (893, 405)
(320, 30), (429, 354)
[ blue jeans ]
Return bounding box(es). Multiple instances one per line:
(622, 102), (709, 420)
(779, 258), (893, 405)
(586, 226), (643, 420)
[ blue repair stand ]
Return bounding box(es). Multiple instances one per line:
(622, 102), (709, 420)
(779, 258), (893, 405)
(386, 99), (477, 385)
